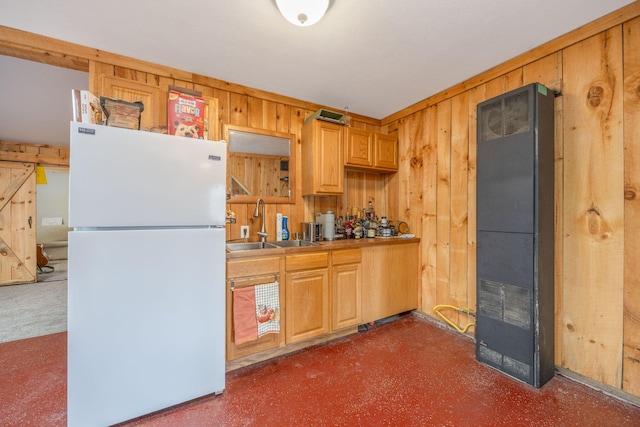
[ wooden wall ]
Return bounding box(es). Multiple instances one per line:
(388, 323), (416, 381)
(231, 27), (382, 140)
(384, 3), (640, 399)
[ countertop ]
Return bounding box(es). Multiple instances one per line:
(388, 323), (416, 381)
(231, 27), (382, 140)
(226, 236), (420, 259)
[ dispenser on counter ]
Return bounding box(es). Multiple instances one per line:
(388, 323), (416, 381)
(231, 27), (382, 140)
(316, 211), (335, 241)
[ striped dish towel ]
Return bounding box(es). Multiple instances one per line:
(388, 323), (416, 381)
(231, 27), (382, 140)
(255, 281), (280, 337)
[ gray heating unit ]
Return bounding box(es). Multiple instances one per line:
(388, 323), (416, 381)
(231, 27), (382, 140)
(476, 82), (555, 387)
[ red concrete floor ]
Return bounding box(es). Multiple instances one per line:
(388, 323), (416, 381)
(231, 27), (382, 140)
(2, 314), (639, 426)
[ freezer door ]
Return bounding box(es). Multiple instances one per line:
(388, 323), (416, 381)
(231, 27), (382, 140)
(69, 122), (227, 227)
(67, 228), (225, 427)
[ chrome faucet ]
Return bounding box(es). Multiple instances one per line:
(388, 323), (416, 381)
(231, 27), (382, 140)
(253, 198), (268, 243)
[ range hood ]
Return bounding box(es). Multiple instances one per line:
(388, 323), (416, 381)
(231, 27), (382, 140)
(304, 109), (346, 125)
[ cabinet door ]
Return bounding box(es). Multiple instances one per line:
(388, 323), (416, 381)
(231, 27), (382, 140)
(332, 263), (362, 330)
(101, 76), (163, 131)
(374, 133), (398, 171)
(344, 127), (373, 168)
(361, 243), (418, 323)
(285, 268), (330, 343)
(302, 120), (344, 195)
(226, 256), (284, 362)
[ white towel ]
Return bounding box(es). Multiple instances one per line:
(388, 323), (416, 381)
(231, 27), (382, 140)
(255, 281), (280, 337)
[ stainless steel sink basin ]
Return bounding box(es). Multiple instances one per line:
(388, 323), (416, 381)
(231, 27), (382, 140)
(226, 242), (279, 251)
(270, 240), (320, 248)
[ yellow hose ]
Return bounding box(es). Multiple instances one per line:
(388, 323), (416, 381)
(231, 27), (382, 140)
(433, 304), (476, 334)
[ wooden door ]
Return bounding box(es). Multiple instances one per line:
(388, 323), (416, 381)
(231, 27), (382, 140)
(101, 76), (163, 131)
(285, 268), (330, 343)
(331, 248), (362, 331)
(344, 127), (373, 168)
(374, 133), (398, 171)
(332, 263), (361, 331)
(302, 120), (344, 195)
(0, 162), (36, 285)
(361, 243), (419, 323)
(285, 250), (330, 343)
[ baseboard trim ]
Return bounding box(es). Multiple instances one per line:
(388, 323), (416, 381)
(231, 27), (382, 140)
(225, 326), (358, 372)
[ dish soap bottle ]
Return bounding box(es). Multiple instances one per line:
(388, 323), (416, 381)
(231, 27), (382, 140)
(282, 216), (289, 241)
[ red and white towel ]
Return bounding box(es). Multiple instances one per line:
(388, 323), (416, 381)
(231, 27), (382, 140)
(233, 281), (280, 345)
(255, 281), (280, 337)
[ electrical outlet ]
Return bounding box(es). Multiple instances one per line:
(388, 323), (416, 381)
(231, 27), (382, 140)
(240, 226), (249, 239)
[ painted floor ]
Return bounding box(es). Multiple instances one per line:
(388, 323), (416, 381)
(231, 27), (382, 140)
(1, 314), (639, 426)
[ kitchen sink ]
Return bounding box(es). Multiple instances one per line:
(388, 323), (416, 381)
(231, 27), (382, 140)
(270, 240), (320, 248)
(226, 242), (279, 251)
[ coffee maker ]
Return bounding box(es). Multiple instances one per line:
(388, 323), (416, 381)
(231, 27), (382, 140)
(315, 211), (335, 241)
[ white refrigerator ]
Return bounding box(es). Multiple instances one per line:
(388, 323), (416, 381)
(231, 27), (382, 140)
(67, 122), (227, 427)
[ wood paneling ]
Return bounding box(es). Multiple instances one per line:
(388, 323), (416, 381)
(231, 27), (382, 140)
(418, 107), (437, 315)
(561, 28), (624, 388)
(623, 16), (640, 396)
(450, 92), (469, 326)
(465, 85), (485, 330)
(435, 99), (452, 312)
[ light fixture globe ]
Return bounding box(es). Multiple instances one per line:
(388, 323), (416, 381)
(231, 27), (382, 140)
(276, 0), (330, 27)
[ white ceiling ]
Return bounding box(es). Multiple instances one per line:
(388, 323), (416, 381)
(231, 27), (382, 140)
(0, 0), (634, 147)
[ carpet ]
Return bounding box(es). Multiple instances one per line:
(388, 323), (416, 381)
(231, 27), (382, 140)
(0, 260), (67, 343)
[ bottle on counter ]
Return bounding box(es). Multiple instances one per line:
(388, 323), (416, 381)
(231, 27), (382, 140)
(282, 216), (289, 240)
(354, 220), (363, 239)
(344, 221), (353, 239)
(335, 216), (345, 239)
(365, 200), (375, 220)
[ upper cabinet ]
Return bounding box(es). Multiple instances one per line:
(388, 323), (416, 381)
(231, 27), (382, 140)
(344, 127), (398, 172)
(373, 133), (398, 171)
(302, 120), (344, 196)
(344, 127), (373, 168)
(302, 119), (398, 196)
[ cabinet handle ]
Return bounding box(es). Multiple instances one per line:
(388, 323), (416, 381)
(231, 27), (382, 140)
(28, 216), (32, 229)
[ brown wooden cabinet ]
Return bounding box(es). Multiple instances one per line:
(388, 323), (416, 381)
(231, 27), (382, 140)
(226, 255), (285, 362)
(285, 251), (330, 343)
(301, 120), (344, 195)
(331, 248), (362, 331)
(361, 242), (419, 323)
(344, 127), (373, 168)
(302, 121), (397, 196)
(225, 240), (418, 367)
(373, 133), (398, 171)
(344, 127), (398, 172)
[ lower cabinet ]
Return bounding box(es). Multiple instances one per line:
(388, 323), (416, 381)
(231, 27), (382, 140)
(361, 242), (419, 323)
(285, 252), (330, 344)
(226, 255), (285, 362)
(226, 241), (418, 365)
(331, 248), (362, 331)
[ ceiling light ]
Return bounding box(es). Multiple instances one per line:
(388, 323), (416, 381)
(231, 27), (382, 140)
(275, 0), (330, 27)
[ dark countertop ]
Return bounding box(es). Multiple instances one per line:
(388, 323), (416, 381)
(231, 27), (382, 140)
(226, 236), (420, 259)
